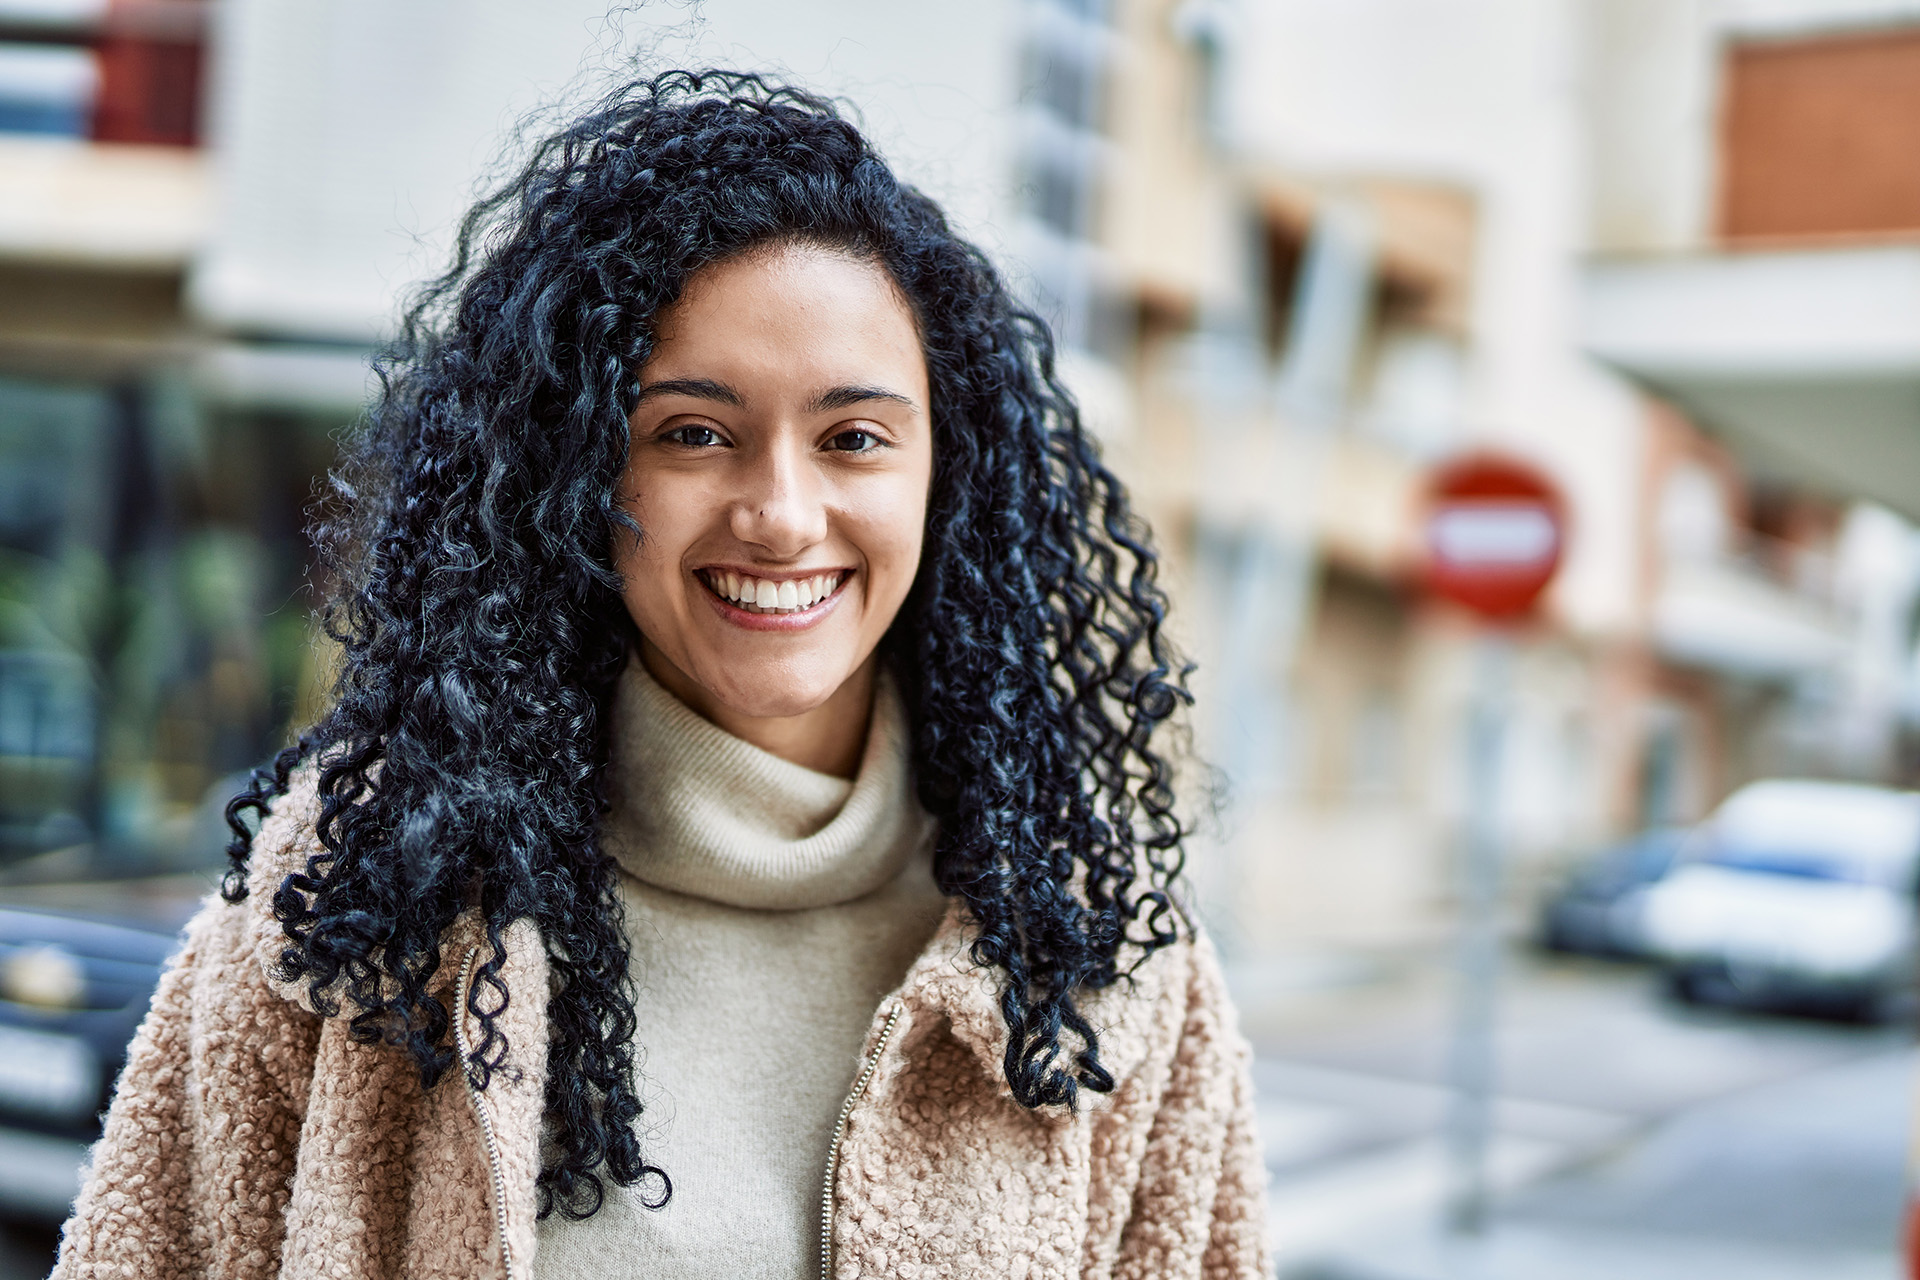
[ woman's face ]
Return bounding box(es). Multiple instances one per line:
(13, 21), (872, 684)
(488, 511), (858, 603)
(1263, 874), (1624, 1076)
(616, 241), (933, 731)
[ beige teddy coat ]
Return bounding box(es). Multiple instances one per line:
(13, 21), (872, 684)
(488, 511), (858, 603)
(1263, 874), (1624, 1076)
(53, 773), (1271, 1279)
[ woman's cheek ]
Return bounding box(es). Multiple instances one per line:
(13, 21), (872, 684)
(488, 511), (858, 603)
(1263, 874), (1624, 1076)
(855, 502), (925, 611)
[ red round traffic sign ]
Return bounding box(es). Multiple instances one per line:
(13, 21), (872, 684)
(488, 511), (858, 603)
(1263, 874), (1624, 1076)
(1421, 452), (1566, 619)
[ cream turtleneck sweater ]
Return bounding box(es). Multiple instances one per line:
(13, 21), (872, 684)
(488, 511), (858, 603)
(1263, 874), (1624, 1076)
(534, 657), (948, 1280)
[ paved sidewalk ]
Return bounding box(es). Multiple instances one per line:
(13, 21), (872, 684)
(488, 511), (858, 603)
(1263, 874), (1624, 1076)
(1283, 1221), (1896, 1280)
(1236, 949), (1913, 1280)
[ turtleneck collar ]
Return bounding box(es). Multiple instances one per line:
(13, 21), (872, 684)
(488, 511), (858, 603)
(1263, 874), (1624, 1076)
(600, 654), (934, 911)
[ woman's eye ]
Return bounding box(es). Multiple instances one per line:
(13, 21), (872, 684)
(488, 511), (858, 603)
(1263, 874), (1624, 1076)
(827, 428), (882, 453)
(663, 424), (725, 448)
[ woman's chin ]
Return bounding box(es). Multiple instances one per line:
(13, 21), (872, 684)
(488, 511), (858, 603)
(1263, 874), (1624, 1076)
(692, 663), (854, 723)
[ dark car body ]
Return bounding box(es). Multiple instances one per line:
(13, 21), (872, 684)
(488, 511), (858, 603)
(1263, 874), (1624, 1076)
(1539, 828), (1690, 958)
(0, 904), (178, 1220)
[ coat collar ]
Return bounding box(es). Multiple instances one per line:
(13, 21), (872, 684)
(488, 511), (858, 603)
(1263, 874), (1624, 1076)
(884, 898), (1172, 1110)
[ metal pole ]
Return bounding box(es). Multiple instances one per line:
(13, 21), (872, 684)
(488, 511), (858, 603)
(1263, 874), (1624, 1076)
(1444, 628), (1513, 1235)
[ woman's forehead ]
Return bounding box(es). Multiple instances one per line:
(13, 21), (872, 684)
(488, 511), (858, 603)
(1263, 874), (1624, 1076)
(641, 245), (928, 406)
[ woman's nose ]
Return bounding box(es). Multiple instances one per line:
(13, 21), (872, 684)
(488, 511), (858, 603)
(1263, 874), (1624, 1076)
(729, 443), (828, 556)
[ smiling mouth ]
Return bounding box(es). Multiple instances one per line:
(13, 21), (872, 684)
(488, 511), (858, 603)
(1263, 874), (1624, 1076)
(699, 569), (848, 615)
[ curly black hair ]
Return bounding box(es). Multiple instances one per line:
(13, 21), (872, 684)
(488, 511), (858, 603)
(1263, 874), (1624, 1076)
(223, 69), (1191, 1221)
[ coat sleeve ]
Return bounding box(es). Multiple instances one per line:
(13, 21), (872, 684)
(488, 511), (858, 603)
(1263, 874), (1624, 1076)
(1110, 934), (1271, 1280)
(53, 896), (321, 1280)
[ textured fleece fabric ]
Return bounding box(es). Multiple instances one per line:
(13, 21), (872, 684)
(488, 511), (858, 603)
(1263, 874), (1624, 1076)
(55, 760), (1270, 1280)
(535, 658), (949, 1278)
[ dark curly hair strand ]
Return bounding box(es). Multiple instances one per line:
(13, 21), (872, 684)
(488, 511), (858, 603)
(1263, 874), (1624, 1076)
(222, 70), (1192, 1222)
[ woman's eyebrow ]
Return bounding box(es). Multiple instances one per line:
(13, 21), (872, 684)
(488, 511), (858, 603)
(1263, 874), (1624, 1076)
(807, 383), (919, 413)
(634, 377), (744, 407)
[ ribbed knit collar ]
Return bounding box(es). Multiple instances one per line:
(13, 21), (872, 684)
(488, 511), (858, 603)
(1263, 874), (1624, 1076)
(600, 654), (933, 911)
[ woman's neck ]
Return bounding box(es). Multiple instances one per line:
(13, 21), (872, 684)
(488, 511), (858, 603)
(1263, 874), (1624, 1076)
(636, 640), (875, 778)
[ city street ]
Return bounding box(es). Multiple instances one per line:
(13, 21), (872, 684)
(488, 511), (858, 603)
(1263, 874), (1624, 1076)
(2, 0), (1920, 1275)
(1234, 946), (1914, 1279)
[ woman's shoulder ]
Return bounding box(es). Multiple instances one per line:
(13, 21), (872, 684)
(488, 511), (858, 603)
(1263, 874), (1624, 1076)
(227, 761), (542, 1014)
(246, 763), (327, 901)
(143, 764), (324, 1001)
(116, 863), (326, 1121)
(1071, 922), (1244, 1089)
(148, 762), (341, 1023)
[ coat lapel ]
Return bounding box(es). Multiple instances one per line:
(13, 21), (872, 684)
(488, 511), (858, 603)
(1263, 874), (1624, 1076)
(823, 900), (1176, 1279)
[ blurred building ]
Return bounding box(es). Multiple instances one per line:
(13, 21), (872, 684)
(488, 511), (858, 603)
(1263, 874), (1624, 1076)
(1584, 0), (1920, 793)
(1036, 0), (1605, 954)
(1106, 0), (1920, 956)
(0, 0), (344, 866)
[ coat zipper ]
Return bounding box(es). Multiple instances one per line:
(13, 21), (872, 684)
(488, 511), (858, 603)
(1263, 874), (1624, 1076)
(818, 1003), (903, 1280)
(456, 945), (516, 1280)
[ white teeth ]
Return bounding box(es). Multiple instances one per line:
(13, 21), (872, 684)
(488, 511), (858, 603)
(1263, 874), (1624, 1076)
(707, 571), (845, 612)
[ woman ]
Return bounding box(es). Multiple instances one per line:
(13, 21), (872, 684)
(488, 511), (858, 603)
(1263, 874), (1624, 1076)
(55, 72), (1268, 1280)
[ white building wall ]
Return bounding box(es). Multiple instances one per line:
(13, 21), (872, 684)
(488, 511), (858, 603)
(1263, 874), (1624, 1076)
(192, 1), (1025, 343)
(1583, 0), (1717, 255)
(1718, 0), (1920, 35)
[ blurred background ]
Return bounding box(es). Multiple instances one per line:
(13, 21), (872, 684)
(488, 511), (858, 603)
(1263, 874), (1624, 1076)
(0, 0), (1918, 1276)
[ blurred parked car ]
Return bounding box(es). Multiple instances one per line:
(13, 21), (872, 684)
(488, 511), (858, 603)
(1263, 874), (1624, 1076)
(1641, 780), (1920, 1022)
(1539, 828), (1690, 958)
(0, 774), (253, 1223)
(0, 906), (176, 1221)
